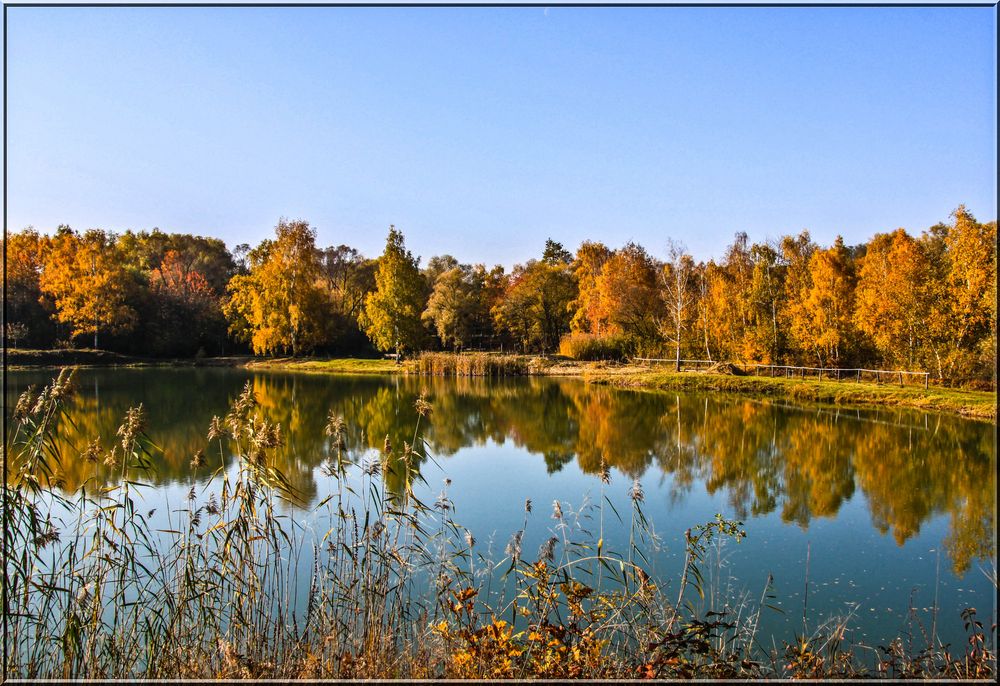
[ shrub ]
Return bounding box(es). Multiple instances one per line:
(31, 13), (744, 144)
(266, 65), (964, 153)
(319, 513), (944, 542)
(413, 352), (531, 377)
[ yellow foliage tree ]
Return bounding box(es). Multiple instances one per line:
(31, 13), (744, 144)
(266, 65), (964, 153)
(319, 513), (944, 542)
(224, 219), (330, 356)
(853, 228), (931, 369)
(801, 237), (855, 367)
(590, 242), (662, 345)
(569, 241), (612, 334)
(38, 227), (137, 348)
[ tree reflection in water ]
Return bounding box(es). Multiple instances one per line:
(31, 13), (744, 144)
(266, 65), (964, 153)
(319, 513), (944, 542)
(5, 368), (995, 574)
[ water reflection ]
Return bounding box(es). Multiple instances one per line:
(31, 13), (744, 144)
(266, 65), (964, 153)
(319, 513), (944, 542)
(5, 368), (995, 574)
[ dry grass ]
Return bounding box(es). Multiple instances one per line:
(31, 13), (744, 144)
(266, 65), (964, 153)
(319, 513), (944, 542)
(411, 352), (534, 377)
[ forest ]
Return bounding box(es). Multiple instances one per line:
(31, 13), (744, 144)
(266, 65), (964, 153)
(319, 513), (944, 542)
(3, 205), (996, 386)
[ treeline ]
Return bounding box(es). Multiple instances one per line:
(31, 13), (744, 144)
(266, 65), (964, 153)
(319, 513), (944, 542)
(3, 206), (996, 384)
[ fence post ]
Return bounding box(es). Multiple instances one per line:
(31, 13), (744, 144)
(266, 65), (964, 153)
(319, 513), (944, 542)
(924, 373), (929, 390)
(898, 371), (903, 387)
(856, 369), (861, 383)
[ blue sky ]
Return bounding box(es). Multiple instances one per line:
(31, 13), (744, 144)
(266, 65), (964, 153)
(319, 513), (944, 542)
(5, 6), (996, 266)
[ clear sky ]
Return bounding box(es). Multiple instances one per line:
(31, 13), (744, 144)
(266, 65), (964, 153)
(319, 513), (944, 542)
(4, 6), (996, 266)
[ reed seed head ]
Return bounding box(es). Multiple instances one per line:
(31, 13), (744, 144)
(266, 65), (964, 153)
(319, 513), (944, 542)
(552, 500), (563, 520)
(82, 438), (102, 463)
(34, 526), (60, 549)
(599, 458), (612, 485)
(363, 455), (381, 477)
(14, 388), (34, 420)
(629, 479), (645, 504)
(104, 446), (120, 469)
(415, 393), (433, 418)
(538, 536), (558, 563)
(207, 415), (225, 441)
(190, 450), (206, 470)
(505, 530), (524, 562)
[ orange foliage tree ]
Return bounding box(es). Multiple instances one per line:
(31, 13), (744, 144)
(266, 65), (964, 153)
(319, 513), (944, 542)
(38, 227), (137, 348)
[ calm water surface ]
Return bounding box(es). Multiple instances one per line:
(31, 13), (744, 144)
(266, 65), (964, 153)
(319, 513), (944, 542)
(5, 367), (996, 650)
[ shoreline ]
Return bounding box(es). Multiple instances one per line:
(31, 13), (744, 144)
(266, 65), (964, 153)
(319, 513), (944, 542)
(8, 349), (995, 421)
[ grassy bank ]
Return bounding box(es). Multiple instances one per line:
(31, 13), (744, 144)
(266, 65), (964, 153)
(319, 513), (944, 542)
(5, 371), (995, 679)
(6, 348), (253, 370)
(577, 366), (997, 421)
(403, 354), (995, 421)
(244, 356), (401, 375)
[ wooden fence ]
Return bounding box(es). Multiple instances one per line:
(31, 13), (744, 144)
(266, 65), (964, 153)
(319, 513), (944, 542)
(747, 364), (929, 389)
(632, 358), (719, 371)
(632, 357), (930, 389)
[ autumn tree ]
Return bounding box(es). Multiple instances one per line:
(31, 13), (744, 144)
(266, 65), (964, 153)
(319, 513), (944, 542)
(691, 261), (714, 361)
(927, 206), (997, 381)
(359, 225), (428, 358)
(746, 242), (786, 363)
(224, 219), (330, 356)
(780, 231), (818, 364)
(3, 228), (56, 347)
(146, 249), (228, 356)
(659, 239), (695, 369)
(39, 227), (138, 348)
(569, 241), (612, 334)
(854, 228), (932, 369)
(702, 233), (756, 362)
(118, 229), (235, 295)
(493, 258), (576, 353)
(800, 237), (856, 366)
(585, 242), (662, 350)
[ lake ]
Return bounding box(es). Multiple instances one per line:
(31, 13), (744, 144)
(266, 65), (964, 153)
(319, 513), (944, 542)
(5, 367), (996, 652)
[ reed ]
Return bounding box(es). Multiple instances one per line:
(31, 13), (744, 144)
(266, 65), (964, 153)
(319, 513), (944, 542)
(3, 370), (995, 679)
(558, 333), (633, 361)
(412, 352), (533, 377)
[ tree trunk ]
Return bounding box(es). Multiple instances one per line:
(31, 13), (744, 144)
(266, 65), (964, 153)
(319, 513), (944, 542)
(675, 317), (681, 372)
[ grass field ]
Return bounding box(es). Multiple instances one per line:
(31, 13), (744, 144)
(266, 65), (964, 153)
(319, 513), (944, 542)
(244, 356), (402, 374)
(577, 366), (997, 421)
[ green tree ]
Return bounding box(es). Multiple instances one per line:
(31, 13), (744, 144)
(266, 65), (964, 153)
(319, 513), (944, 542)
(422, 265), (479, 350)
(359, 225), (427, 358)
(542, 238), (573, 265)
(493, 259), (576, 352)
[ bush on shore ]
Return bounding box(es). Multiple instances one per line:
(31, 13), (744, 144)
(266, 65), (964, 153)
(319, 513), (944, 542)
(558, 333), (633, 362)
